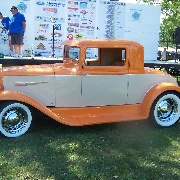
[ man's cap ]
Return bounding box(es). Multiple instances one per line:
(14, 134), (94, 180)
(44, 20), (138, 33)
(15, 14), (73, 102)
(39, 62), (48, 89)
(0, 12), (2, 15)
(10, 6), (18, 10)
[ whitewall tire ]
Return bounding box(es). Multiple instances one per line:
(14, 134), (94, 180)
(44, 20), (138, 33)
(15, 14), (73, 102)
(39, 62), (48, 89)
(150, 93), (180, 127)
(0, 102), (32, 138)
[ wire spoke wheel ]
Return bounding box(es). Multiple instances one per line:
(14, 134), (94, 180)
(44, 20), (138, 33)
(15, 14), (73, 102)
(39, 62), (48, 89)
(157, 99), (178, 122)
(150, 93), (180, 127)
(0, 102), (32, 137)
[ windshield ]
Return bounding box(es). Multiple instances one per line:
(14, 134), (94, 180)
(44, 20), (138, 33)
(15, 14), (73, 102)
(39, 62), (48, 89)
(64, 46), (80, 61)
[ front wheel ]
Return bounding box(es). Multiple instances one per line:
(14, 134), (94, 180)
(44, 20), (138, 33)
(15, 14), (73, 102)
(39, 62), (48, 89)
(149, 93), (180, 127)
(0, 102), (32, 138)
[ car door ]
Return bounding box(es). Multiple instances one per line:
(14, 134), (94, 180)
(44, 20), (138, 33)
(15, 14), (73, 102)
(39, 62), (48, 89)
(80, 46), (129, 106)
(81, 66), (129, 106)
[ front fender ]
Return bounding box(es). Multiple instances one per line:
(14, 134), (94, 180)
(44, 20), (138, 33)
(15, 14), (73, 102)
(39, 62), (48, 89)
(0, 90), (81, 126)
(141, 83), (180, 118)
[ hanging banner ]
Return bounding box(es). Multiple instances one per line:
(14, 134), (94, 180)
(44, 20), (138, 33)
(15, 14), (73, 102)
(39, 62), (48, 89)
(0, 0), (161, 60)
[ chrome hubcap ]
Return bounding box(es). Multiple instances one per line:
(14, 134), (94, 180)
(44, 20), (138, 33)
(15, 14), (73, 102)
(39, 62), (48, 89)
(2, 107), (28, 135)
(157, 98), (178, 123)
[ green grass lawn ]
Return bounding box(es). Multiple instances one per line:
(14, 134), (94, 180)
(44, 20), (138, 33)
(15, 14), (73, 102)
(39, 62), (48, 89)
(0, 117), (179, 180)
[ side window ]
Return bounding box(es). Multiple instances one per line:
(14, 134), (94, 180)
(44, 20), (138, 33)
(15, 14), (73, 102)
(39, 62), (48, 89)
(85, 48), (126, 66)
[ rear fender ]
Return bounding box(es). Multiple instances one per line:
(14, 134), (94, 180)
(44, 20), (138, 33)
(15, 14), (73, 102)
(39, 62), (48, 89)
(141, 83), (180, 118)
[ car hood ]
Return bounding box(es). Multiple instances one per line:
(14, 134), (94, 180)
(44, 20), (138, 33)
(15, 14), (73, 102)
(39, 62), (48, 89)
(0, 62), (80, 76)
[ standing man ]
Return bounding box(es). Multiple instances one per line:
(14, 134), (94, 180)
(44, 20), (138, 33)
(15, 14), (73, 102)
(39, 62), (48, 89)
(9, 6), (26, 58)
(0, 12), (14, 56)
(161, 47), (168, 61)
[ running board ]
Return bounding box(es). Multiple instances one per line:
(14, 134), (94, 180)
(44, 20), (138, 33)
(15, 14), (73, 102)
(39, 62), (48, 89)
(49, 104), (147, 126)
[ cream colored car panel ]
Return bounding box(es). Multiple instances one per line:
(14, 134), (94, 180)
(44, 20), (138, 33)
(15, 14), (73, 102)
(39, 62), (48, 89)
(127, 74), (178, 104)
(3, 76), (55, 106)
(81, 75), (128, 106)
(55, 75), (82, 107)
(3, 73), (177, 108)
(55, 75), (128, 107)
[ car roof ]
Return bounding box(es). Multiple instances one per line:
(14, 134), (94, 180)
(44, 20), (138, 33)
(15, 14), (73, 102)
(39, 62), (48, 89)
(61, 39), (143, 48)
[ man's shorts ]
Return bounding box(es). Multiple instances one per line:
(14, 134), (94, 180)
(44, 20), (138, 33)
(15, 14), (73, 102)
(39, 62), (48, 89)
(11, 33), (24, 45)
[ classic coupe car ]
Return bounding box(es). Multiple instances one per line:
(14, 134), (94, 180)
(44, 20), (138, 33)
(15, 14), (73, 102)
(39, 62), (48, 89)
(0, 39), (180, 138)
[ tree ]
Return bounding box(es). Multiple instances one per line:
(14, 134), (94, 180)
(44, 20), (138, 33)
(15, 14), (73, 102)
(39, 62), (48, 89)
(160, 0), (180, 47)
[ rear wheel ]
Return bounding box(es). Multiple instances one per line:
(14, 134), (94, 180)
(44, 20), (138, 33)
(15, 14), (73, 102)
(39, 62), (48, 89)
(150, 93), (180, 127)
(0, 102), (32, 137)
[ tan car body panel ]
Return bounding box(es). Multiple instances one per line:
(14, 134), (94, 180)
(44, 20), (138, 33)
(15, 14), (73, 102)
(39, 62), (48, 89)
(0, 82), (179, 126)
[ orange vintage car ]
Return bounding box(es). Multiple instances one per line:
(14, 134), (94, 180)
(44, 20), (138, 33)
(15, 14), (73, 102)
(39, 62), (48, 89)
(0, 39), (180, 138)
